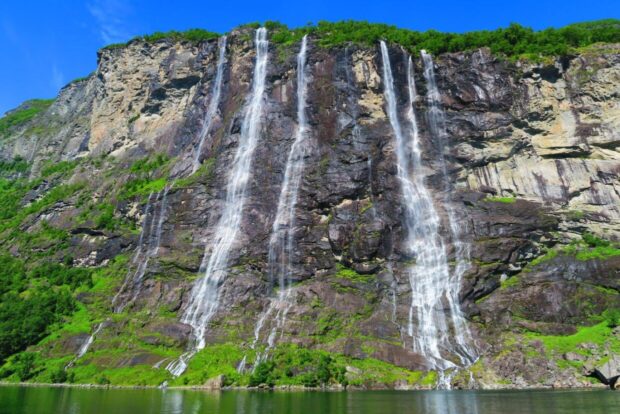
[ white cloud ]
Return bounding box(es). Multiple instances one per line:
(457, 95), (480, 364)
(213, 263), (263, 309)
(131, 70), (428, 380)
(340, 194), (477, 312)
(51, 64), (65, 90)
(87, 0), (134, 44)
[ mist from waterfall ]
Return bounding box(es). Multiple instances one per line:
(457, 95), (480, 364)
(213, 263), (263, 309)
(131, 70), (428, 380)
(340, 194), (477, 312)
(167, 28), (269, 377)
(192, 36), (227, 174)
(379, 42), (475, 378)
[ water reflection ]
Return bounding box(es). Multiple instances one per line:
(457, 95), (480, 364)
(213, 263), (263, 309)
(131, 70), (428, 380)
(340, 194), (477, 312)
(0, 386), (618, 414)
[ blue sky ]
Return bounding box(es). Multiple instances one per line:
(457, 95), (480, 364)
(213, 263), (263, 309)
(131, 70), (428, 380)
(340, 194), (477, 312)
(1, 0), (618, 115)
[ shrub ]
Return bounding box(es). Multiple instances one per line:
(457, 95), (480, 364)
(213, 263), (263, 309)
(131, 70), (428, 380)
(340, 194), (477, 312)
(0, 156), (29, 176)
(41, 160), (78, 178)
(13, 352), (38, 381)
(582, 233), (611, 248)
(249, 360), (275, 386)
(50, 367), (68, 383)
(603, 309), (620, 328)
(0, 285), (76, 362)
(129, 154), (169, 173)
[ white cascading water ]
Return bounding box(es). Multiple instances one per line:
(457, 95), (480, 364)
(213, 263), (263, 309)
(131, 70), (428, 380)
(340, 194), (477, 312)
(421, 50), (477, 369)
(242, 35), (310, 372)
(192, 36), (228, 174)
(111, 191), (155, 310)
(73, 186), (170, 367)
(379, 42), (475, 381)
(127, 184), (170, 305)
(112, 185), (170, 313)
(65, 321), (105, 369)
(167, 28), (269, 377)
(267, 34), (309, 293)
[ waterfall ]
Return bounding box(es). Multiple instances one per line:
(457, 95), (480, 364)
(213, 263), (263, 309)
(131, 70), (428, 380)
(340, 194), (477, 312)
(192, 36), (227, 174)
(111, 191), (155, 311)
(243, 35), (310, 371)
(167, 28), (269, 377)
(112, 185), (170, 313)
(65, 321), (105, 369)
(379, 42), (475, 376)
(75, 184), (170, 367)
(267, 34), (309, 292)
(421, 51), (477, 366)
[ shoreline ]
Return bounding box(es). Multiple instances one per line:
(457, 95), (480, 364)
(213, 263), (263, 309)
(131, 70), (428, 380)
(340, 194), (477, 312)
(0, 381), (606, 392)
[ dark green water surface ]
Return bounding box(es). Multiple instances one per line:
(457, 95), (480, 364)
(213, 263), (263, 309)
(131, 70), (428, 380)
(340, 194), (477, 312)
(1, 386), (618, 414)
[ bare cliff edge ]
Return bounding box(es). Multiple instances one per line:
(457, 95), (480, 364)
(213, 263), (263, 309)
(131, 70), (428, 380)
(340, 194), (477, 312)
(0, 28), (619, 389)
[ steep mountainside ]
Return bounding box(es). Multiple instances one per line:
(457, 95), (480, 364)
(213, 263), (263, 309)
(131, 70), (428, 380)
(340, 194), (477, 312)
(0, 24), (619, 389)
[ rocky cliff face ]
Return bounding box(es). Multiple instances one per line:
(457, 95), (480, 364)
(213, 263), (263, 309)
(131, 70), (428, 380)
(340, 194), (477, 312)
(0, 29), (618, 389)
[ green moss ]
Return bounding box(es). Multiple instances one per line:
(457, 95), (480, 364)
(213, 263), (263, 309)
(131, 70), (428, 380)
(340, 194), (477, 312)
(173, 158), (215, 188)
(334, 263), (373, 283)
(528, 234), (620, 268)
(575, 245), (620, 261)
(483, 196), (516, 203)
(524, 321), (620, 357)
(529, 249), (558, 267)
(500, 275), (520, 289)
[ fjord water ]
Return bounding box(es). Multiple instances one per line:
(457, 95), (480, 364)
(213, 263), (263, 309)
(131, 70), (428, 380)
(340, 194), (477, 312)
(379, 42), (475, 375)
(2, 387), (618, 414)
(167, 28), (269, 376)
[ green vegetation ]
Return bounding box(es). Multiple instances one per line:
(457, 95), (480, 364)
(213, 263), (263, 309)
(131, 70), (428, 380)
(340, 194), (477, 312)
(103, 29), (219, 50)
(100, 19), (619, 60)
(173, 158), (215, 188)
(500, 275), (520, 289)
(121, 177), (167, 199)
(334, 263), (373, 283)
(119, 154), (171, 199)
(0, 255), (86, 363)
(129, 153), (169, 173)
(575, 245), (620, 261)
(0, 99), (54, 138)
(527, 233), (620, 269)
(174, 342), (432, 388)
(483, 196), (516, 203)
(40, 160), (79, 178)
(0, 156), (29, 177)
(525, 319), (619, 357)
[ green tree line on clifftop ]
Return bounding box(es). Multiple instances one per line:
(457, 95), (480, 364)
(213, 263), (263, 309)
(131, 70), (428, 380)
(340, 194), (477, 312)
(103, 19), (620, 59)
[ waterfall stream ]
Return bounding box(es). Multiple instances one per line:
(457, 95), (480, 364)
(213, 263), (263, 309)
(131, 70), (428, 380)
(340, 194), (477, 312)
(167, 28), (269, 377)
(72, 185), (170, 367)
(242, 35), (310, 372)
(112, 185), (170, 313)
(379, 42), (475, 380)
(192, 36), (227, 173)
(420, 51), (477, 367)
